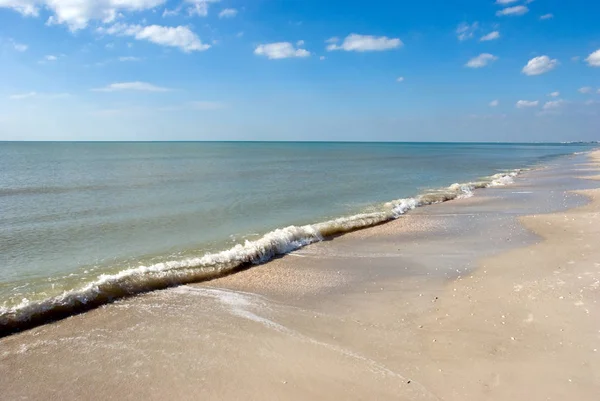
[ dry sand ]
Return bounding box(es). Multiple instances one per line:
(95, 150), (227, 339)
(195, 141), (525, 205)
(1, 151), (599, 400)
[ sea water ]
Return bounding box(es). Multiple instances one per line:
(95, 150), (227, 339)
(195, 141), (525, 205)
(0, 142), (595, 332)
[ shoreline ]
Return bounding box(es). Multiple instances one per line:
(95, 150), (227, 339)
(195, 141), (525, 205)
(1, 150), (599, 400)
(0, 157), (540, 337)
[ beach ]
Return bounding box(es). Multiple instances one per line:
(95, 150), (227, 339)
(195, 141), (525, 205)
(1, 149), (599, 400)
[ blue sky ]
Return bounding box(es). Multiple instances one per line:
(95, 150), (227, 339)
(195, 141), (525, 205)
(0, 0), (599, 141)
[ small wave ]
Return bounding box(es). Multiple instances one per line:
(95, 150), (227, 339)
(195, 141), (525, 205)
(0, 169), (520, 337)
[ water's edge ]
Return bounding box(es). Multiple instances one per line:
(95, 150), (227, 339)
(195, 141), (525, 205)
(0, 151), (592, 337)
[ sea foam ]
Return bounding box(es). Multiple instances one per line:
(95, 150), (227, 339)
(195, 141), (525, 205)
(0, 169), (520, 336)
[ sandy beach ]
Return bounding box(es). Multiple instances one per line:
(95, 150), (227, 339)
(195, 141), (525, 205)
(1, 150), (599, 401)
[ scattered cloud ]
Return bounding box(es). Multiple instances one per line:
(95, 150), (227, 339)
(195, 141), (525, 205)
(14, 43), (28, 51)
(296, 40), (305, 47)
(326, 34), (402, 52)
(162, 8), (179, 17)
(218, 8), (237, 18)
(516, 100), (539, 108)
(496, 6), (528, 17)
(549, 91), (560, 97)
(7, 38), (28, 52)
(0, 0), (166, 31)
(489, 100), (499, 107)
(456, 22), (478, 41)
(9, 91), (38, 100)
(571, 56), (580, 62)
(522, 55), (558, 76)
(92, 82), (171, 92)
(465, 53), (498, 68)
(38, 54), (63, 64)
(495, 0), (519, 4)
(0, 0), (38, 16)
(585, 49), (600, 67)
(9, 92), (70, 100)
(579, 87), (593, 94)
(480, 31), (500, 41)
(396, 76), (404, 83)
(254, 42), (310, 59)
(540, 13), (554, 20)
(100, 23), (210, 52)
(186, 0), (220, 17)
(319, 55), (325, 61)
(118, 56), (141, 61)
(543, 100), (565, 110)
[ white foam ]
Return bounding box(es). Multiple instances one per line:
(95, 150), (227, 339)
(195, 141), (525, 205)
(0, 168), (523, 330)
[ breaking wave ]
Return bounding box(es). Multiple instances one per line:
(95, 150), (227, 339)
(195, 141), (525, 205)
(0, 169), (520, 336)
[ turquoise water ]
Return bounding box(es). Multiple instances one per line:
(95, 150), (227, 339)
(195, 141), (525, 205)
(0, 142), (595, 332)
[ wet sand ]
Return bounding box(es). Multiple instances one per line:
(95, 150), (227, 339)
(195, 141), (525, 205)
(1, 151), (599, 400)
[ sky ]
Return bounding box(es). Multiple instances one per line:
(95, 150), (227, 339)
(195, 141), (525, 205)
(0, 0), (599, 142)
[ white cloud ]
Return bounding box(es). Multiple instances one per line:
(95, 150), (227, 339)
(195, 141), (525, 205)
(39, 53), (62, 63)
(522, 55), (558, 76)
(14, 42), (28, 52)
(254, 42), (310, 59)
(100, 23), (210, 52)
(326, 34), (402, 52)
(7, 38), (28, 51)
(549, 91), (560, 97)
(319, 56), (325, 61)
(585, 49), (600, 67)
(496, 6), (528, 16)
(579, 87), (593, 94)
(0, 0), (39, 16)
(162, 8), (178, 17)
(9, 91), (69, 99)
(218, 8), (237, 18)
(540, 13), (554, 20)
(186, 0), (219, 17)
(0, 0), (166, 31)
(92, 81), (170, 92)
(396, 76), (404, 83)
(543, 100), (565, 110)
(456, 22), (478, 41)
(489, 100), (499, 107)
(296, 40), (304, 47)
(325, 37), (339, 44)
(465, 53), (498, 68)
(495, 0), (518, 4)
(516, 100), (539, 108)
(480, 31), (500, 41)
(571, 56), (580, 62)
(118, 56), (141, 61)
(9, 91), (38, 99)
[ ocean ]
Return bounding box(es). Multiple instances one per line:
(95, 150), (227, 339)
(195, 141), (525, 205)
(0, 142), (595, 333)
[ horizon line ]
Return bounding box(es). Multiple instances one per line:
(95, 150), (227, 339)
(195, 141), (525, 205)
(1, 140), (598, 145)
